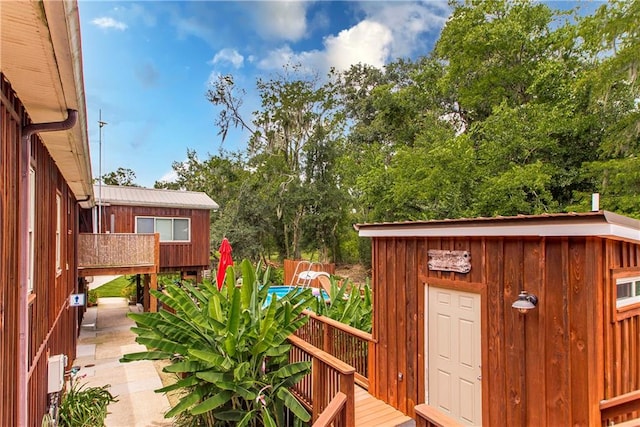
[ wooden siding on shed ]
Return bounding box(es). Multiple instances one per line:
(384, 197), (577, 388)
(100, 204), (211, 272)
(1, 74), (80, 426)
(370, 235), (617, 425)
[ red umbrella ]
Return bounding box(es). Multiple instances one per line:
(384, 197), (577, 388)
(216, 238), (233, 290)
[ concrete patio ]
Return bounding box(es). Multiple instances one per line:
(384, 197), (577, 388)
(74, 297), (173, 427)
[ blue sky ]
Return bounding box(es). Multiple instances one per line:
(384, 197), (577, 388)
(78, 1), (599, 188)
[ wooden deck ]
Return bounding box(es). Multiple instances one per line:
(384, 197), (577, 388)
(355, 386), (414, 426)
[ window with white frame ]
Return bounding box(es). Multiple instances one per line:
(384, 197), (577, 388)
(616, 276), (640, 308)
(28, 167), (35, 293)
(135, 216), (190, 242)
(56, 193), (62, 274)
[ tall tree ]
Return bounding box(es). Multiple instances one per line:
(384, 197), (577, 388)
(99, 167), (139, 186)
(207, 67), (348, 261)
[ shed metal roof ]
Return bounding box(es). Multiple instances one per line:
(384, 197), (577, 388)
(355, 211), (640, 243)
(95, 185), (219, 210)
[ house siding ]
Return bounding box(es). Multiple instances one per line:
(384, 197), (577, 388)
(1, 73), (80, 426)
(369, 235), (629, 425)
(101, 204), (211, 272)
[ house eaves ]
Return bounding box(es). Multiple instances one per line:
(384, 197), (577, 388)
(1, 0), (93, 207)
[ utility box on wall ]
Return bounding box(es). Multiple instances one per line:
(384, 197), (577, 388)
(47, 354), (67, 393)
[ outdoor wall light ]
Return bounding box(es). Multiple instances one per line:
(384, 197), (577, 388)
(512, 290), (538, 314)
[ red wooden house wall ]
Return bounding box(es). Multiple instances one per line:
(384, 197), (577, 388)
(366, 228), (640, 425)
(1, 74), (80, 426)
(101, 204), (211, 273)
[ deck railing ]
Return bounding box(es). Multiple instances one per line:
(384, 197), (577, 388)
(78, 233), (159, 272)
(414, 404), (465, 427)
(600, 390), (640, 426)
(295, 310), (374, 389)
(288, 335), (355, 426)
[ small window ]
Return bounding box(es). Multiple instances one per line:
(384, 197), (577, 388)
(173, 219), (189, 241)
(28, 167), (36, 293)
(155, 218), (173, 241)
(137, 217), (154, 234)
(616, 276), (640, 308)
(135, 216), (190, 242)
(56, 193), (62, 275)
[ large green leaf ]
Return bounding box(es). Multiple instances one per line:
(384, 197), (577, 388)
(261, 407), (277, 427)
(135, 336), (188, 355)
(155, 374), (199, 393)
(277, 388), (311, 422)
(196, 370), (228, 385)
(207, 292), (224, 324)
(189, 349), (227, 368)
(164, 388), (203, 418)
(190, 390), (233, 415)
(226, 289), (241, 338)
(119, 351), (172, 362)
(163, 360), (207, 374)
(272, 361), (310, 379)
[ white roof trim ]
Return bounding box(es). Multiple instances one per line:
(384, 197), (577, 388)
(356, 211), (640, 243)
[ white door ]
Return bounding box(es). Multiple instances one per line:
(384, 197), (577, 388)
(427, 286), (482, 426)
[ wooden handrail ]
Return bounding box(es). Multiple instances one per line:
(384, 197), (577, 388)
(297, 310), (374, 389)
(312, 392), (347, 427)
(414, 404), (465, 427)
(288, 335), (354, 374)
(302, 309), (375, 342)
(600, 389), (640, 421)
(288, 335), (355, 427)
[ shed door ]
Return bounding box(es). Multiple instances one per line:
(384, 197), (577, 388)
(427, 286), (482, 425)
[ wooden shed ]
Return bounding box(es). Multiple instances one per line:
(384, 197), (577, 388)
(1, 1), (93, 425)
(356, 211), (640, 426)
(81, 184), (218, 277)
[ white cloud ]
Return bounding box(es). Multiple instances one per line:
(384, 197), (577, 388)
(325, 20), (393, 71)
(257, 46), (324, 73)
(252, 1), (309, 41)
(211, 49), (245, 69)
(158, 169), (178, 184)
(254, 2), (450, 75)
(91, 17), (128, 31)
(356, 1), (450, 58)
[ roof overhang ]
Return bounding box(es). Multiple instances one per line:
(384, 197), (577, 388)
(355, 211), (640, 243)
(1, 0), (93, 208)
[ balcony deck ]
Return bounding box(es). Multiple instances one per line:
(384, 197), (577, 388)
(355, 386), (413, 426)
(78, 233), (159, 276)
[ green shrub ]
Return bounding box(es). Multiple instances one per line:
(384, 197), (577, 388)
(58, 382), (117, 427)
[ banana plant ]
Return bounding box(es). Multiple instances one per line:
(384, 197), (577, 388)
(121, 259), (315, 426)
(313, 277), (372, 333)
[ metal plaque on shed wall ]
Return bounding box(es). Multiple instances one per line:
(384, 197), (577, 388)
(427, 250), (471, 273)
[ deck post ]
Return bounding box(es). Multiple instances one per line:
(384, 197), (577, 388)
(149, 273), (158, 312)
(340, 371), (355, 427)
(143, 274), (150, 311)
(312, 357), (323, 422)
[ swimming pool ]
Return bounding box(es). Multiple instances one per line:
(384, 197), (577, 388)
(264, 285), (328, 305)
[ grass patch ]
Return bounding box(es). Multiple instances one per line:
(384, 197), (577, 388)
(93, 276), (132, 298)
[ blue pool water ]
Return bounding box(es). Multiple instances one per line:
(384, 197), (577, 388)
(264, 285), (328, 305)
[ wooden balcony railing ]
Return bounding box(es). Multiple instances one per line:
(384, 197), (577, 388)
(295, 310), (375, 389)
(78, 233), (159, 276)
(288, 335), (355, 426)
(600, 390), (640, 426)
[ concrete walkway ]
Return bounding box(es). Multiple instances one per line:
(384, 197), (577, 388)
(74, 297), (173, 427)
